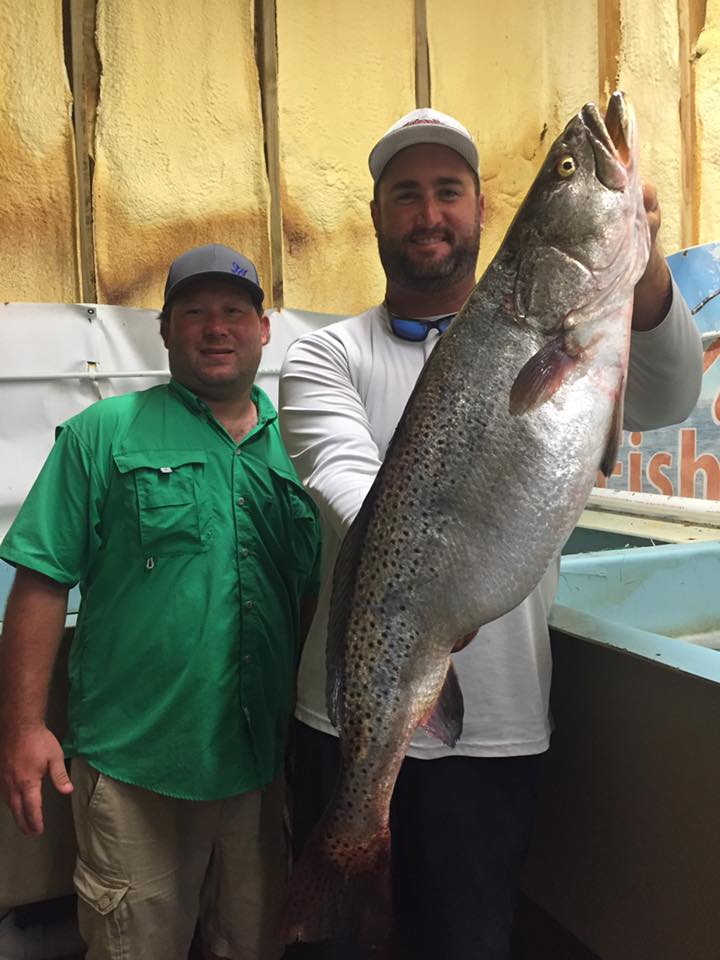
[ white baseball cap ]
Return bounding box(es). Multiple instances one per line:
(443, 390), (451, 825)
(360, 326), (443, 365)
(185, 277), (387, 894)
(368, 107), (480, 184)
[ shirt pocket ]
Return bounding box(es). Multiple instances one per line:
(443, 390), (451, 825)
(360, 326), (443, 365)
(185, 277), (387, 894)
(269, 467), (320, 576)
(113, 449), (208, 557)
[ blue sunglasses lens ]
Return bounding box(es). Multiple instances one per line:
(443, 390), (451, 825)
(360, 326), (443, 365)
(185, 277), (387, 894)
(390, 315), (454, 341)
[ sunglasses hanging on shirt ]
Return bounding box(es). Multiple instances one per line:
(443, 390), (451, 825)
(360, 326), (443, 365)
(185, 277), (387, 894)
(389, 314), (456, 342)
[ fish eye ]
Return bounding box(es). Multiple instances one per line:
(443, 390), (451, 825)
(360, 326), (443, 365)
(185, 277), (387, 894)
(556, 155), (577, 178)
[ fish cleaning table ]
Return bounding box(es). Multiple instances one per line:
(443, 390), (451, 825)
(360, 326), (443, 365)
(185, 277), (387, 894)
(554, 540), (720, 661)
(523, 539), (720, 960)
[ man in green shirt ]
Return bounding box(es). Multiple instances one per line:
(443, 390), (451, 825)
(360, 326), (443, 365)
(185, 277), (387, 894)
(0, 244), (321, 960)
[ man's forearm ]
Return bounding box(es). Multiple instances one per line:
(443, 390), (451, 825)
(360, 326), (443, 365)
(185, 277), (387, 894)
(280, 336), (383, 540)
(0, 567), (70, 730)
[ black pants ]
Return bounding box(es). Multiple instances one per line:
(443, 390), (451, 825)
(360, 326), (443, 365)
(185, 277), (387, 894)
(284, 720), (546, 960)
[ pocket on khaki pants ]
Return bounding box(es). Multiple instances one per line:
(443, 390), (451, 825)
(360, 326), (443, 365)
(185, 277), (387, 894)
(71, 759), (132, 958)
(74, 856), (130, 959)
(74, 857), (130, 915)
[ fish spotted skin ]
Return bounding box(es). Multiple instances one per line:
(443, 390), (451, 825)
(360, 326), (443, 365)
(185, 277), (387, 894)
(282, 92), (650, 947)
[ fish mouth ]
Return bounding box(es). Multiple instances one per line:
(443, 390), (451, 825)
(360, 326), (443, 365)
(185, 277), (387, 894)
(581, 91), (635, 189)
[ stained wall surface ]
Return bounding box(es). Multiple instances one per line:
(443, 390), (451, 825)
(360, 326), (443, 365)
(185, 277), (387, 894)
(276, 0), (416, 313)
(0, 0), (79, 303)
(617, 0), (684, 252)
(92, 0), (271, 310)
(0, 1), (716, 312)
(428, 0), (600, 276)
(697, 0), (720, 241)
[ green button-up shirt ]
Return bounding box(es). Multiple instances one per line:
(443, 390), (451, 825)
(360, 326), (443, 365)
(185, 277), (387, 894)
(0, 380), (321, 800)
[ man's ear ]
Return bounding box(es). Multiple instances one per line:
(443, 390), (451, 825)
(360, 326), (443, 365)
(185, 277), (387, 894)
(160, 315), (170, 348)
(370, 199), (380, 236)
(478, 192), (486, 231)
(260, 310), (270, 346)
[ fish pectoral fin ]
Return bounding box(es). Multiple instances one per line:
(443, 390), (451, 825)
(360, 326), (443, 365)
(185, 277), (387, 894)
(599, 379), (626, 477)
(509, 337), (577, 415)
(420, 662), (464, 748)
(451, 630), (476, 653)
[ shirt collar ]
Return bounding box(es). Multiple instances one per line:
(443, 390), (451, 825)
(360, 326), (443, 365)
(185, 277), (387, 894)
(253, 385), (278, 426)
(168, 378), (277, 428)
(380, 300), (458, 324)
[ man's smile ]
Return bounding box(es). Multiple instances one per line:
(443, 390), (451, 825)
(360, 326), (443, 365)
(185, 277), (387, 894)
(407, 231), (453, 252)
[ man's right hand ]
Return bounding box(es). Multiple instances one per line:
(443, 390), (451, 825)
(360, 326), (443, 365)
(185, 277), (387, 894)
(0, 725), (73, 837)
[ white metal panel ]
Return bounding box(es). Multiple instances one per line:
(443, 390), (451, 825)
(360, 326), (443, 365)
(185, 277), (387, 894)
(0, 302), (336, 540)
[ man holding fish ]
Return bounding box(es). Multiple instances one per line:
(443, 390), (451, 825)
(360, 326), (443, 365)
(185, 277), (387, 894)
(279, 97), (703, 960)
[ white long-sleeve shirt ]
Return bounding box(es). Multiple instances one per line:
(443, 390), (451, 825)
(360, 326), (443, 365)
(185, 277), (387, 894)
(279, 284), (702, 757)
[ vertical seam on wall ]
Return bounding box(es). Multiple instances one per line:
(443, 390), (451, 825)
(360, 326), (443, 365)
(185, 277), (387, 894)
(677, 0), (696, 248)
(67, 0), (99, 303)
(255, 0), (284, 308)
(414, 0), (431, 108)
(597, 0), (622, 103)
(677, 0), (707, 248)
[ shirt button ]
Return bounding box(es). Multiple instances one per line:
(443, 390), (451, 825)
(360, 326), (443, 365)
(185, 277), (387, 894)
(245, 600), (253, 610)
(243, 654), (252, 663)
(242, 548), (249, 558)
(235, 448), (242, 456)
(237, 497), (245, 506)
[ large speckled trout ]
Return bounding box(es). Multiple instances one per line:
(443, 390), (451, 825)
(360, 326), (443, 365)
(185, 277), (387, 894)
(283, 92), (650, 945)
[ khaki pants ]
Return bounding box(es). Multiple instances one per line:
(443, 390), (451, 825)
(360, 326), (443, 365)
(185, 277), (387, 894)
(70, 757), (286, 960)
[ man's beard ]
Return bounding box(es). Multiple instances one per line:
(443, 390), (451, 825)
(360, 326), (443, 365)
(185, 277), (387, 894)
(376, 218), (481, 294)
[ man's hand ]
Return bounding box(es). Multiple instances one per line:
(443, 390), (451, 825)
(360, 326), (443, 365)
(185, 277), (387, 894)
(643, 181), (662, 248)
(632, 182), (673, 332)
(0, 725), (73, 837)
(0, 565), (72, 836)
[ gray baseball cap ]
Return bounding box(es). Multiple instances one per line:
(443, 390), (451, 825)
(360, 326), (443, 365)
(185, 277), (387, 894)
(163, 243), (265, 310)
(369, 107), (480, 184)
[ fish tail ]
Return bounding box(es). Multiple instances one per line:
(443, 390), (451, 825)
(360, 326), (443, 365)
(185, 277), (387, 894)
(281, 829), (392, 947)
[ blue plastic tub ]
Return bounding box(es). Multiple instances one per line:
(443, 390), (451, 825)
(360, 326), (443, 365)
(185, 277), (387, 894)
(552, 540), (720, 684)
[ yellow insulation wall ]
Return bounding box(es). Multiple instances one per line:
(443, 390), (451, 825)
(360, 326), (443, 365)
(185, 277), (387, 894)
(0, 0), (79, 302)
(276, 0), (416, 314)
(696, 0), (720, 240)
(617, 0), (684, 253)
(93, 0), (271, 309)
(0, 1), (717, 312)
(428, 0), (599, 276)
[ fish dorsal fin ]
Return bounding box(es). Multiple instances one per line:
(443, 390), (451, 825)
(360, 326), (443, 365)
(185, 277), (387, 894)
(420, 661), (464, 748)
(325, 502), (375, 731)
(599, 377), (626, 477)
(508, 336), (577, 415)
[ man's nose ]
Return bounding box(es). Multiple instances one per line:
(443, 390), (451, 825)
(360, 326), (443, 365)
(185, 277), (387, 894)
(202, 308), (228, 335)
(416, 195), (442, 227)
